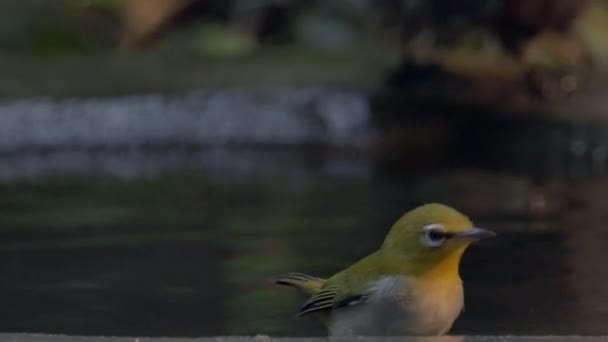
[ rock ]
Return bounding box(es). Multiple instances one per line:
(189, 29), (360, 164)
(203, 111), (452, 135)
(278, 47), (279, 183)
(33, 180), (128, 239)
(0, 87), (371, 152)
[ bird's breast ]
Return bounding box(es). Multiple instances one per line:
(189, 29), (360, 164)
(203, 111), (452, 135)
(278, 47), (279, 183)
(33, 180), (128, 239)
(408, 275), (464, 335)
(328, 275), (464, 336)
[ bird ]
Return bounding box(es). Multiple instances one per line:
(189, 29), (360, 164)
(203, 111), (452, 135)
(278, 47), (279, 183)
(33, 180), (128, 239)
(275, 203), (495, 336)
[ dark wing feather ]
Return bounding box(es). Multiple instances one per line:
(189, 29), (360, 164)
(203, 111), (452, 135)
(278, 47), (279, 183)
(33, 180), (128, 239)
(297, 285), (369, 317)
(297, 286), (339, 316)
(334, 293), (369, 308)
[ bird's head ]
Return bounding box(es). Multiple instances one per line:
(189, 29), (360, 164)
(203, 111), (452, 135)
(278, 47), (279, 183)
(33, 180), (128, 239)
(381, 203), (495, 276)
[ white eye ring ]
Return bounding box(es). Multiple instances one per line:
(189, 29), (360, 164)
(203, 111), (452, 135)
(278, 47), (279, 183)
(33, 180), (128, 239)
(421, 224), (448, 248)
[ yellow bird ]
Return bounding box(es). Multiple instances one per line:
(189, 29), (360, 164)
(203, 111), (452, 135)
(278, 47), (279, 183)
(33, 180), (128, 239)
(275, 203), (495, 336)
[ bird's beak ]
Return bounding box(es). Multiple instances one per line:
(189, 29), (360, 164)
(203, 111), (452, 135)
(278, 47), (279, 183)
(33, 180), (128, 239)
(455, 227), (496, 241)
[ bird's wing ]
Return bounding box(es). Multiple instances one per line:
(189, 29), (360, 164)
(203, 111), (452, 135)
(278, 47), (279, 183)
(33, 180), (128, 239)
(298, 286), (370, 316)
(297, 277), (371, 317)
(296, 252), (383, 317)
(275, 272), (326, 296)
(297, 285), (340, 316)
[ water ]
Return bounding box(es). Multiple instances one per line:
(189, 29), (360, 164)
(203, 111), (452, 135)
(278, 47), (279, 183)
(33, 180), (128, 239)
(0, 147), (607, 337)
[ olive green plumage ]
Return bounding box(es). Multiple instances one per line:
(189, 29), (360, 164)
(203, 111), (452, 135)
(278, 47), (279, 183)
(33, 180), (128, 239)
(275, 203), (495, 336)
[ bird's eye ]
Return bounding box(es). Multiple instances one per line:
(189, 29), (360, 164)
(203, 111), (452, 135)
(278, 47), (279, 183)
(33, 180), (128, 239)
(421, 224), (448, 248)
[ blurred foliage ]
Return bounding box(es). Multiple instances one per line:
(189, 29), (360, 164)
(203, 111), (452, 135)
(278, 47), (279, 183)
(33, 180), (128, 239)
(191, 22), (257, 58)
(0, 0), (607, 105)
(575, 1), (608, 69)
(0, 0), (602, 65)
(0, 0), (114, 56)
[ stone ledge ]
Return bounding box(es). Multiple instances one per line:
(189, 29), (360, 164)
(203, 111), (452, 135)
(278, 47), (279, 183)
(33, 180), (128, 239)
(0, 335), (606, 342)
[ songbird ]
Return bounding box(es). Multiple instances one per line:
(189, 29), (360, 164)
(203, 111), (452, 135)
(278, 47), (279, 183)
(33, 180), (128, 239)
(275, 203), (495, 336)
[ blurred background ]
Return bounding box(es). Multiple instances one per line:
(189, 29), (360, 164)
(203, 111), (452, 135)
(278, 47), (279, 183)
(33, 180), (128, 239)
(1, 0), (608, 338)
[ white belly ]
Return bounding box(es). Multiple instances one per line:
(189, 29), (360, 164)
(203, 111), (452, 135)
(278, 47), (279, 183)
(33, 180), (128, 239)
(328, 276), (464, 336)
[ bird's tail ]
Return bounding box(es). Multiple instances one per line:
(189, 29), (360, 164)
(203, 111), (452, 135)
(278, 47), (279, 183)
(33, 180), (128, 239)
(275, 272), (325, 296)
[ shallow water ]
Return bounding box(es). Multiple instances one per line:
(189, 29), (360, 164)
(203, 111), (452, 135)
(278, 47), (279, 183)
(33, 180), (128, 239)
(0, 148), (607, 337)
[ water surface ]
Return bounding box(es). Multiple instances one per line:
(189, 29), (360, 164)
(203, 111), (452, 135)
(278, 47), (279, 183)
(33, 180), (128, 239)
(0, 148), (606, 337)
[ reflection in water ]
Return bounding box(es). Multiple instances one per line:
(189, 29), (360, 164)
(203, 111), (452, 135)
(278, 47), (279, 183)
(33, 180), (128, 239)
(0, 148), (607, 336)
